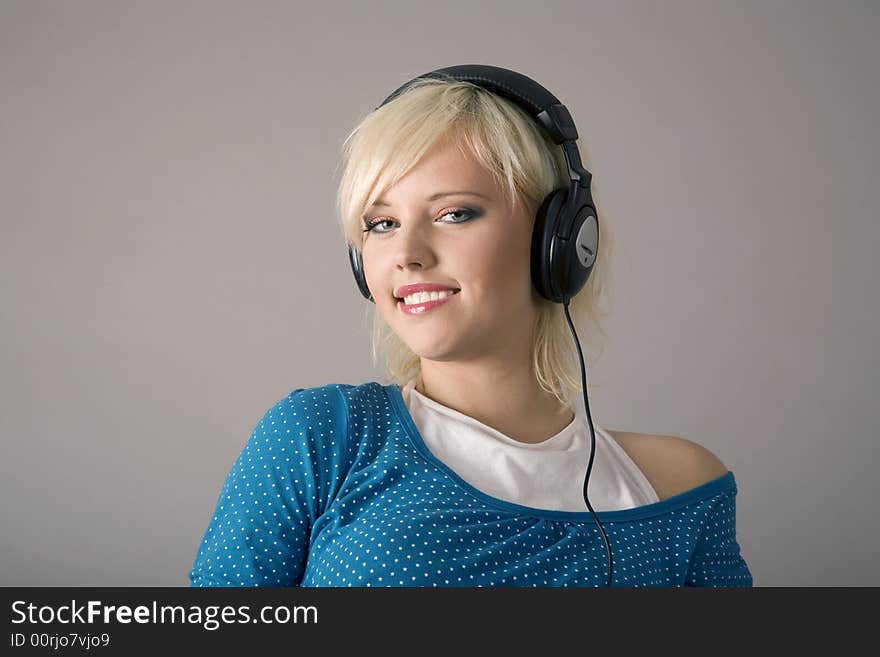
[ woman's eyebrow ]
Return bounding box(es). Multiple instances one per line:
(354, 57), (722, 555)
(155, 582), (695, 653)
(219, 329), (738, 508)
(369, 190), (491, 208)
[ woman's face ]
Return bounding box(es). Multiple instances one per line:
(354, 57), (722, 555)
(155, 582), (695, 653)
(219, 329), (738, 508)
(361, 137), (539, 364)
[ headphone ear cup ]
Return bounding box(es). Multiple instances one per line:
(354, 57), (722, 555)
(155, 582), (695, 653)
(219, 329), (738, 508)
(348, 244), (374, 303)
(531, 189), (568, 303)
(557, 206), (599, 302)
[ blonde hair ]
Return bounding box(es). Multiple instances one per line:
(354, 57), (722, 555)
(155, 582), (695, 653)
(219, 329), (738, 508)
(334, 75), (613, 407)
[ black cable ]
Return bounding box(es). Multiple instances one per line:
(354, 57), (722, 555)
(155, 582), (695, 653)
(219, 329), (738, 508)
(562, 300), (613, 587)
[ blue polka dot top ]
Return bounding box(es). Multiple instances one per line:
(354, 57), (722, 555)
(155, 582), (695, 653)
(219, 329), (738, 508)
(189, 382), (753, 587)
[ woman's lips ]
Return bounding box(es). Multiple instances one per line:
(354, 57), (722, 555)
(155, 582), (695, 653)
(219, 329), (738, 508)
(397, 290), (460, 315)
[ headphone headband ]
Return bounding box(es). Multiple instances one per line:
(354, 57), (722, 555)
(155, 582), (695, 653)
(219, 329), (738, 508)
(377, 65), (592, 193)
(380, 65), (573, 141)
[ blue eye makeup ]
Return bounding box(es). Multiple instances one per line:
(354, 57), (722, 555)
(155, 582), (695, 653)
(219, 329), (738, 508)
(362, 207), (480, 234)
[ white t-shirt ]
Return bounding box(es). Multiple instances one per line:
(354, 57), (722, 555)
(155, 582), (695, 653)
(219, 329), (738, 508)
(399, 377), (659, 512)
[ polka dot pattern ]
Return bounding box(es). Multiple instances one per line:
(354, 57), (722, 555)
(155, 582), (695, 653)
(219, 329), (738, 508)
(189, 382), (753, 587)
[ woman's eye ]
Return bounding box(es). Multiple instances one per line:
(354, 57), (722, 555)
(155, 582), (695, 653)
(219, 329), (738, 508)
(442, 209), (472, 222)
(362, 219), (394, 233)
(362, 208), (476, 234)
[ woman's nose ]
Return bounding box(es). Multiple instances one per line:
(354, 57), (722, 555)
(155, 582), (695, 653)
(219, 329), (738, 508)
(392, 222), (437, 265)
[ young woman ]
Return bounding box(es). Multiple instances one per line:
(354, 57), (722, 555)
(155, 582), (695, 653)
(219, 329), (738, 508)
(189, 65), (753, 587)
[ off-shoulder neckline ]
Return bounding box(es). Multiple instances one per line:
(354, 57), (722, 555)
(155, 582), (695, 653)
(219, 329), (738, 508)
(380, 381), (737, 523)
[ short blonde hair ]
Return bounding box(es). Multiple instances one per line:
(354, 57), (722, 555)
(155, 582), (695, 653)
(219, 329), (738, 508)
(335, 75), (613, 407)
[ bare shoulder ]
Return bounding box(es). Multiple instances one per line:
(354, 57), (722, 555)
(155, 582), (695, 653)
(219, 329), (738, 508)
(606, 430), (729, 501)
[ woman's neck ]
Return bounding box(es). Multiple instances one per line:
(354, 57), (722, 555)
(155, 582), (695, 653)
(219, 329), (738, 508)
(410, 371), (575, 444)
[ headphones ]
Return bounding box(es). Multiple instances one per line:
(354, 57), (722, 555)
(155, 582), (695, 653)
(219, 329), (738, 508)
(346, 64), (612, 587)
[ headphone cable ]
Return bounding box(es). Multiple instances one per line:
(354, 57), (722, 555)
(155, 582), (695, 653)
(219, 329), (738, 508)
(563, 300), (614, 587)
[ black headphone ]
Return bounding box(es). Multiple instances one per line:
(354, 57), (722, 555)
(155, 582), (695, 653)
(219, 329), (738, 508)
(346, 64), (612, 587)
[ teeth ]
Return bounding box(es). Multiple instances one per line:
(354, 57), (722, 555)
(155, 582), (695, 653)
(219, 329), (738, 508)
(402, 290), (456, 305)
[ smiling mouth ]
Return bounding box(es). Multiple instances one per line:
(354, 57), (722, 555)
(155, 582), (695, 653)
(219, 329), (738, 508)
(395, 289), (461, 303)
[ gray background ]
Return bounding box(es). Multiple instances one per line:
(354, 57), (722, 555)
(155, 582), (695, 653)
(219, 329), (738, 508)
(1, 0), (877, 587)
